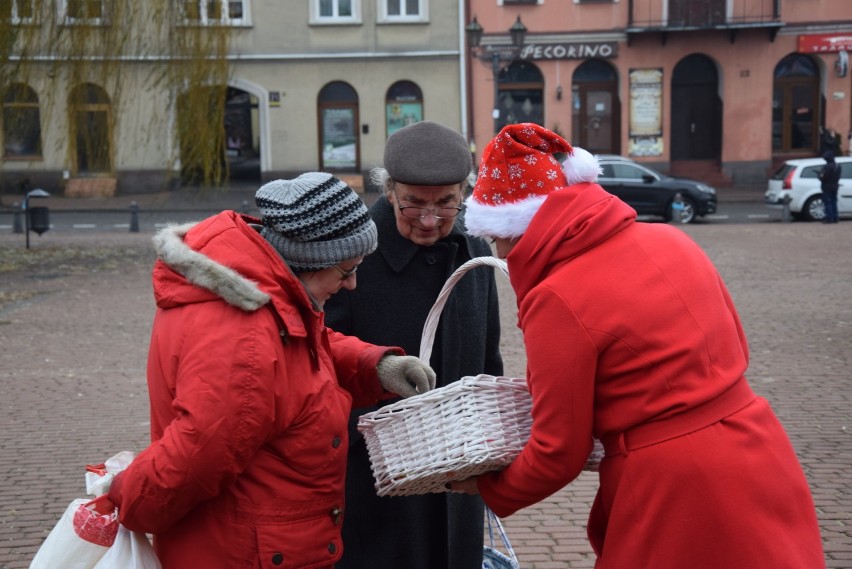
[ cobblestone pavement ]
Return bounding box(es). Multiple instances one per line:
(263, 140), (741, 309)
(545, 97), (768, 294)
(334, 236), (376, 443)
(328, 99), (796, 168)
(0, 221), (850, 568)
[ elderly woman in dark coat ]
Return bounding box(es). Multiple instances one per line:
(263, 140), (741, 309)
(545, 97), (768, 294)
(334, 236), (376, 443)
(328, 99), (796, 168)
(325, 121), (503, 569)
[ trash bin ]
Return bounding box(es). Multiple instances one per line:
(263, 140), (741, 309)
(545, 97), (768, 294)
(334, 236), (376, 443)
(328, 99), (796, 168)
(29, 206), (50, 235)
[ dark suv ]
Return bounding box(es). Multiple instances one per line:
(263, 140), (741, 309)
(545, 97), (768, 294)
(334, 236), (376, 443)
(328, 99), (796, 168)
(595, 155), (718, 224)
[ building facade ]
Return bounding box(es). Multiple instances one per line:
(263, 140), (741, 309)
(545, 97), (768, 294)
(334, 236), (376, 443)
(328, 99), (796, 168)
(1, 0), (468, 195)
(3, 1), (849, 196)
(465, 0), (852, 187)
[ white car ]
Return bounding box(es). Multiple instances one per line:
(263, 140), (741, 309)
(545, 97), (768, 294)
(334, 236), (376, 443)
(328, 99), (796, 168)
(764, 156), (852, 221)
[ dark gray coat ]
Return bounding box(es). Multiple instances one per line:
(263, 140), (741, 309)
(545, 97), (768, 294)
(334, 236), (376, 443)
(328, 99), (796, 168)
(325, 196), (503, 569)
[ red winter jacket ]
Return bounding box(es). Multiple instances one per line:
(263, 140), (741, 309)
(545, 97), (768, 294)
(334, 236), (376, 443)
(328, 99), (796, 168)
(109, 211), (397, 569)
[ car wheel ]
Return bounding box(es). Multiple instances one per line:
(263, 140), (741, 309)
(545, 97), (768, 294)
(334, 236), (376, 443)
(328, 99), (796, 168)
(667, 197), (697, 224)
(802, 195), (826, 222)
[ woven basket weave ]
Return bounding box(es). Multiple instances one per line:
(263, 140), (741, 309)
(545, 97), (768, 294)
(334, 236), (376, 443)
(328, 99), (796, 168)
(357, 257), (534, 497)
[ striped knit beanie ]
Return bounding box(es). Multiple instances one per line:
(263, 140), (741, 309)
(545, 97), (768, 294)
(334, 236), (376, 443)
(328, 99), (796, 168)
(256, 173), (377, 273)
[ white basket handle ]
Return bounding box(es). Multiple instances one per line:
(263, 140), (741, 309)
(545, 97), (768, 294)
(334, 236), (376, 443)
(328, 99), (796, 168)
(419, 256), (509, 364)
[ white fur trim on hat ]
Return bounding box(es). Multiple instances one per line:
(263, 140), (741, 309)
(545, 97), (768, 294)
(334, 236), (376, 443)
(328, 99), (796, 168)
(464, 194), (547, 239)
(561, 147), (602, 184)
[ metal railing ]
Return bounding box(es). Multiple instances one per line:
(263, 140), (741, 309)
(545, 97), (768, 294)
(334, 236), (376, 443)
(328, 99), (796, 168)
(629, 0), (781, 30)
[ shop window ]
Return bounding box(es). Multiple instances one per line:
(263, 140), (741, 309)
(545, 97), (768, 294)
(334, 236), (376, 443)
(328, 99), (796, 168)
(2, 83), (42, 159)
(386, 81), (423, 137)
(318, 81), (360, 171)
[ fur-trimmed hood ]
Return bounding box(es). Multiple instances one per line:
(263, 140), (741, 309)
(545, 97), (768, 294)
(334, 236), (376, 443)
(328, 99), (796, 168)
(150, 211), (315, 318)
(153, 220), (271, 312)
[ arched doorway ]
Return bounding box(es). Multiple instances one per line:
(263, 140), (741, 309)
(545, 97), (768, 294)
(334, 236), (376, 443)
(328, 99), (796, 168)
(177, 85), (227, 185)
(572, 60), (620, 154)
(386, 80), (423, 137)
(671, 54), (722, 161)
(496, 61), (544, 133)
(318, 81), (360, 172)
(225, 87), (261, 181)
(772, 54), (820, 155)
(69, 83), (112, 175)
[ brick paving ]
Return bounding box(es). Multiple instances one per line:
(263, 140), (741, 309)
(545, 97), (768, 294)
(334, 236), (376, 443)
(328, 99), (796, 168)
(0, 218), (849, 568)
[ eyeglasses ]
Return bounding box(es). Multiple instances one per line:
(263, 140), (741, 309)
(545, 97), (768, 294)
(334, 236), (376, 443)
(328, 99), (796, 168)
(397, 205), (463, 220)
(392, 188), (463, 220)
(332, 264), (359, 281)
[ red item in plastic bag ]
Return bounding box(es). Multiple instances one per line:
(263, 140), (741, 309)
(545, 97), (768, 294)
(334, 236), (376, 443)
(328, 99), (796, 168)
(73, 501), (118, 547)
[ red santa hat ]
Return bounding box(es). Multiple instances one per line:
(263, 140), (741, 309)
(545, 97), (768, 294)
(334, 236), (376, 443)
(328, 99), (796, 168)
(465, 123), (600, 238)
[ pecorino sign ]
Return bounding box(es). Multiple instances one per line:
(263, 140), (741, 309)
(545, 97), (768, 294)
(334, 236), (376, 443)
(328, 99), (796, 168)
(518, 42), (618, 60)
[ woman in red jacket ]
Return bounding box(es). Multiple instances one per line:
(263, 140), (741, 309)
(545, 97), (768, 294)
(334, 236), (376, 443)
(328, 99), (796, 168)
(101, 173), (435, 568)
(452, 124), (825, 568)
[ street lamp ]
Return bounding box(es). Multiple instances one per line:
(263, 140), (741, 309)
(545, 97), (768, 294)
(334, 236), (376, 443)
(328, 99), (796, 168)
(466, 15), (528, 134)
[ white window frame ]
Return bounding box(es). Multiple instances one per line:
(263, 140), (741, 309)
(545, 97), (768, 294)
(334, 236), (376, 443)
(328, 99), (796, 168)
(58, 0), (108, 26)
(2, 0), (37, 24)
(377, 0), (428, 23)
(310, 0), (361, 25)
(179, 0), (251, 26)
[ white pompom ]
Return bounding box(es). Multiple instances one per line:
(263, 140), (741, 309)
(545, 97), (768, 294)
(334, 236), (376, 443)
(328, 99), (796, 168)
(561, 147), (602, 184)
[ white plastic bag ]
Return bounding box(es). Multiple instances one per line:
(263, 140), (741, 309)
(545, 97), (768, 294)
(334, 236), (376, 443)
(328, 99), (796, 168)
(482, 507), (520, 569)
(29, 499), (109, 569)
(93, 525), (161, 569)
(85, 451), (136, 496)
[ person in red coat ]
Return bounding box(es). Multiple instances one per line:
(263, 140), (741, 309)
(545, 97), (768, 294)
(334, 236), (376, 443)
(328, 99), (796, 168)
(450, 123), (826, 568)
(96, 173), (435, 568)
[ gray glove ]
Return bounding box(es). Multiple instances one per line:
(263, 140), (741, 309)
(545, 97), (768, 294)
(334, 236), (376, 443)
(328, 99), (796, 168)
(376, 355), (436, 398)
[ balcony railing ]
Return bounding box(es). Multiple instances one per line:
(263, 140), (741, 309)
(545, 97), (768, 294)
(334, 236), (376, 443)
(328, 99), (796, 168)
(628, 0), (781, 33)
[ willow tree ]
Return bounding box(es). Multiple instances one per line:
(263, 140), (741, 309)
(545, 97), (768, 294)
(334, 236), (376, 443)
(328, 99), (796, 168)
(1, 1), (233, 187)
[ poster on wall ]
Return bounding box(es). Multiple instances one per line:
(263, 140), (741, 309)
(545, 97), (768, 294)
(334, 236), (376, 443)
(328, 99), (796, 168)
(386, 103), (422, 136)
(322, 107), (357, 169)
(628, 68), (664, 157)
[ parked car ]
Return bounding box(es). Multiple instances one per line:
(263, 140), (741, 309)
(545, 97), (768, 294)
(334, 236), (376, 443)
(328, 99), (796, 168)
(764, 156), (852, 221)
(595, 155), (718, 224)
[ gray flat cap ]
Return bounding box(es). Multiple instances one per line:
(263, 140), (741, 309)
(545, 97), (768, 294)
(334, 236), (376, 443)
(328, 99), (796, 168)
(384, 121), (472, 186)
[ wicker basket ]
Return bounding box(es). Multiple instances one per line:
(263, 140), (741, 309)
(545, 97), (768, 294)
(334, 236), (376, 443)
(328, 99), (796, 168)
(357, 257), (534, 497)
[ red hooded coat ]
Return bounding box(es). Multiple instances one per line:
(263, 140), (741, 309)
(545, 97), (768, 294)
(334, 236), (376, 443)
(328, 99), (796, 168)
(476, 184), (825, 568)
(109, 211), (397, 569)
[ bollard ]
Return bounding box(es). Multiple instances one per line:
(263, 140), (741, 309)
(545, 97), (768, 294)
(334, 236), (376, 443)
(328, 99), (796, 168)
(240, 200), (249, 214)
(671, 192), (685, 224)
(129, 201), (140, 233)
(781, 194), (792, 223)
(12, 202), (23, 234)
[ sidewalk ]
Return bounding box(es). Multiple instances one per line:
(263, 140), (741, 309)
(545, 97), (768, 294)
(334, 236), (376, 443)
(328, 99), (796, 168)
(0, 222), (849, 568)
(0, 182), (767, 215)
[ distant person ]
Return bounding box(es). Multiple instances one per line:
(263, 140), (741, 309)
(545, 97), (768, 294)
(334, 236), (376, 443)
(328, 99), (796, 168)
(449, 123), (826, 569)
(818, 151), (841, 223)
(819, 126), (842, 157)
(325, 121), (503, 569)
(98, 173), (435, 568)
